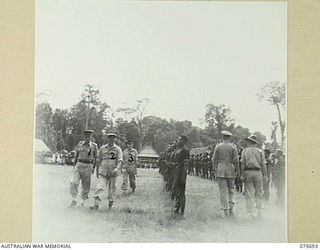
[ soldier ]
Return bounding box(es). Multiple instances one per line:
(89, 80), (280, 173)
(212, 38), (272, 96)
(272, 149), (285, 206)
(90, 132), (123, 210)
(188, 154), (195, 175)
(240, 135), (268, 219)
(172, 135), (190, 216)
(208, 151), (214, 180)
(194, 155), (199, 177)
(69, 130), (98, 207)
(263, 149), (272, 201)
(212, 131), (239, 217)
(235, 148), (244, 192)
(167, 141), (177, 198)
(121, 139), (138, 193)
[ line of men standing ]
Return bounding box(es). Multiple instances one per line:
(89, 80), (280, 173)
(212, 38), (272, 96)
(158, 135), (190, 216)
(69, 130), (138, 210)
(159, 131), (286, 219)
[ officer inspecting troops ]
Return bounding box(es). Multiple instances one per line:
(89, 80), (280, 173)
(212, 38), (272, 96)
(91, 131), (123, 210)
(69, 129), (98, 207)
(172, 135), (190, 216)
(212, 130), (239, 217)
(121, 139), (139, 193)
(240, 135), (268, 219)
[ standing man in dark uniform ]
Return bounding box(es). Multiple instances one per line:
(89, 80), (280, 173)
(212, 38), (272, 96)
(273, 149), (285, 206)
(188, 154), (195, 175)
(172, 135), (190, 216)
(69, 130), (98, 207)
(263, 149), (272, 201)
(213, 131), (239, 217)
(167, 140), (177, 198)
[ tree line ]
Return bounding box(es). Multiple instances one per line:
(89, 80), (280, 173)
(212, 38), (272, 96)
(35, 82), (285, 153)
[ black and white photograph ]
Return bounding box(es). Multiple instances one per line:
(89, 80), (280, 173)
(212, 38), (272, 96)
(33, 0), (287, 243)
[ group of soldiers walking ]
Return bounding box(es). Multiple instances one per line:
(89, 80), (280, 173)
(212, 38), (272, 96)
(69, 130), (138, 210)
(68, 129), (285, 220)
(159, 131), (285, 219)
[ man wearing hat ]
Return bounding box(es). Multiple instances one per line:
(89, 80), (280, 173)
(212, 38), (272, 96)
(240, 135), (267, 219)
(212, 131), (239, 217)
(69, 130), (98, 207)
(121, 139), (138, 193)
(91, 131), (123, 209)
(172, 135), (190, 216)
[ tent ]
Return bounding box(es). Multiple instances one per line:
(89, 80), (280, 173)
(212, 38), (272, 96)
(138, 144), (159, 169)
(34, 138), (51, 153)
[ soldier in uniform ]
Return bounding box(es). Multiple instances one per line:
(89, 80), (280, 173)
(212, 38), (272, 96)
(273, 149), (285, 206)
(240, 135), (268, 219)
(188, 154), (195, 175)
(121, 139), (138, 193)
(91, 132), (123, 210)
(167, 141), (177, 198)
(208, 151), (214, 181)
(69, 130), (98, 207)
(263, 149), (272, 201)
(212, 131), (239, 217)
(172, 135), (190, 216)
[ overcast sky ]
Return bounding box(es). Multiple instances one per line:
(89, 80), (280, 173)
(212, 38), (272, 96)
(36, 0), (287, 139)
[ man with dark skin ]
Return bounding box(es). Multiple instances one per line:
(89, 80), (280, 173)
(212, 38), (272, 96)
(172, 135), (190, 216)
(263, 149), (272, 201)
(273, 149), (285, 206)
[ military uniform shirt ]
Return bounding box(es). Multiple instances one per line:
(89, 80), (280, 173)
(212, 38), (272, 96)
(173, 147), (190, 166)
(241, 146), (267, 176)
(213, 141), (239, 178)
(98, 144), (123, 176)
(75, 141), (98, 161)
(123, 148), (138, 166)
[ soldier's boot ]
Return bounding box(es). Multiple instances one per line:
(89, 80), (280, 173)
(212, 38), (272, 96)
(90, 196), (101, 210)
(223, 209), (229, 217)
(171, 193), (175, 201)
(229, 207), (234, 217)
(180, 196), (186, 216)
(228, 202), (235, 217)
(108, 201), (114, 209)
(70, 199), (77, 207)
(257, 210), (263, 219)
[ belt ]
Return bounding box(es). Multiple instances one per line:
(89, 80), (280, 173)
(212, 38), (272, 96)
(218, 160), (233, 164)
(78, 159), (94, 164)
(244, 168), (261, 171)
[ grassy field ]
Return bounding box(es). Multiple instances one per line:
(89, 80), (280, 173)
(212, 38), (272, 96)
(33, 164), (286, 243)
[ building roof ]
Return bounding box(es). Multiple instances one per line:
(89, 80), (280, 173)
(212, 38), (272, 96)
(138, 145), (159, 159)
(34, 138), (51, 152)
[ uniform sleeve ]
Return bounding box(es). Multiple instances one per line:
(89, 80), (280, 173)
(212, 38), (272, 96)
(75, 142), (81, 152)
(260, 150), (267, 176)
(213, 146), (219, 164)
(117, 147), (123, 163)
(241, 150), (246, 169)
(233, 147), (239, 168)
(92, 144), (98, 159)
(97, 147), (103, 164)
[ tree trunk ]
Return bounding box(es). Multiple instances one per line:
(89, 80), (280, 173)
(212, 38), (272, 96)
(275, 103), (285, 149)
